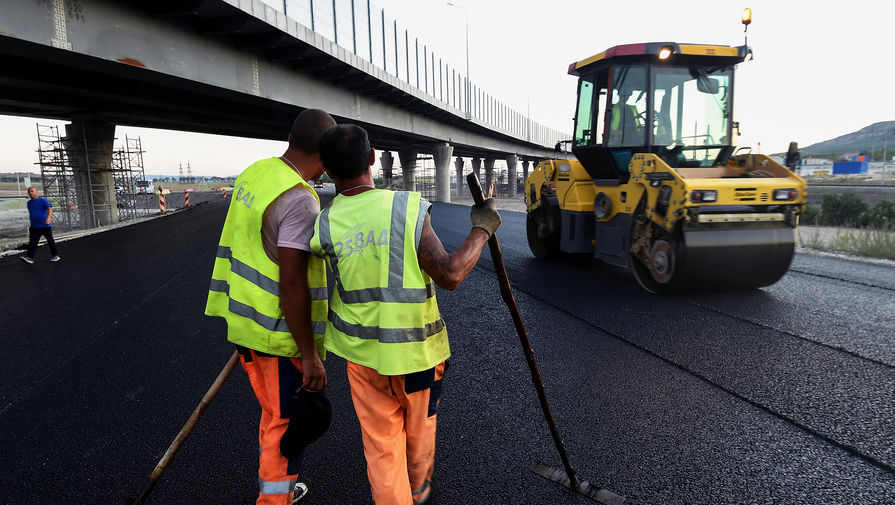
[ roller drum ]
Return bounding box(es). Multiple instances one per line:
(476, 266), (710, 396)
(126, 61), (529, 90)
(674, 227), (796, 289)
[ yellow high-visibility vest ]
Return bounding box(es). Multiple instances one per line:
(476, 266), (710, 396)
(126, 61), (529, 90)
(611, 103), (642, 130)
(205, 157), (328, 358)
(310, 190), (449, 375)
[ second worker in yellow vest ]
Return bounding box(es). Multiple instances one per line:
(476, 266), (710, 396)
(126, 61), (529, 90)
(310, 124), (501, 505)
(206, 109), (336, 505)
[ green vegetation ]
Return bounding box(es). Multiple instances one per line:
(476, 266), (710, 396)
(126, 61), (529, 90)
(801, 192), (895, 229)
(799, 192), (895, 261)
(868, 200), (895, 228)
(801, 227), (895, 261)
(821, 192), (869, 227)
(800, 204), (821, 225)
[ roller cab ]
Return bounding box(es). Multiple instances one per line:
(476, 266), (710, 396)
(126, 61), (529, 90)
(524, 41), (806, 293)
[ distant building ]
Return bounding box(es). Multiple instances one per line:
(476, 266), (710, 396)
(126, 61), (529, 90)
(833, 153), (869, 174)
(797, 157), (832, 176)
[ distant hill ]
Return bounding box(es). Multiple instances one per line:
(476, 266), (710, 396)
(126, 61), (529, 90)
(796, 121), (895, 158)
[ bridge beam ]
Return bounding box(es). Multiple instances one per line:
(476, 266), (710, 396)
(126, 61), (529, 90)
(0, 0), (565, 161)
(398, 150), (417, 192)
(380, 151), (394, 188)
(454, 157), (465, 196)
(433, 143), (453, 203)
(505, 154), (518, 198)
(62, 121), (119, 229)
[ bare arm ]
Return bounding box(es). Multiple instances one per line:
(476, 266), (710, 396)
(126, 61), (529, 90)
(278, 247), (327, 391)
(45, 206), (52, 225)
(417, 214), (490, 291)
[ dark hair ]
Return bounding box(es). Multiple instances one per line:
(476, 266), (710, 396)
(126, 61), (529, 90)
(319, 124), (371, 179)
(288, 109), (336, 154)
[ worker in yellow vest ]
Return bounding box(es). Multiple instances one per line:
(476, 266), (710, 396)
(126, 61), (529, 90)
(608, 87), (643, 145)
(206, 109), (336, 505)
(310, 124), (502, 505)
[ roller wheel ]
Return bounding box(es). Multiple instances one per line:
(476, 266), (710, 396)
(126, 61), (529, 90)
(629, 195), (679, 294)
(631, 239), (677, 294)
(527, 200), (561, 259)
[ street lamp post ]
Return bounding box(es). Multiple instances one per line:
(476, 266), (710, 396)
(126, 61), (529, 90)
(883, 130), (894, 183)
(446, 2), (470, 119)
(883, 136), (888, 183)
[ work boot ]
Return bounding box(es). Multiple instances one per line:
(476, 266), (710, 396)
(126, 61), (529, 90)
(20, 256), (34, 264)
(50, 255), (61, 262)
(291, 482), (308, 503)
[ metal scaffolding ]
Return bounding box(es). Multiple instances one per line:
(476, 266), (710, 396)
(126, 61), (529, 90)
(112, 136), (149, 223)
(36, 124), (150, 232)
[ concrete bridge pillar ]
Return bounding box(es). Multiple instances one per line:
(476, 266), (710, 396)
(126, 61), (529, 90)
(483, 158), (495, 195)
(522, 160), (531, 184)
(62, 121), (118, 228)
(380, 151), (394, 187)
(454, 157), (465, 196)
(505, 154), (518, 198)
(398, 150), (417, 191)
(471, 158), (482, 187)
(432, 143), (453, 203)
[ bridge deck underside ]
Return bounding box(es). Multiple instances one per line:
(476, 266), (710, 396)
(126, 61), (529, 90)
(0, 0), (559, 160)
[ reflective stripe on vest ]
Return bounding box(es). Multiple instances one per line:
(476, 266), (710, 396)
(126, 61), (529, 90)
(208, 277), (326, 335)
(213, 246), (328, 300)
(204, 157), (328, 357)
(311, 190), (449, 375)
(327, 309), (445, 344)
(317, 191), (434, 304)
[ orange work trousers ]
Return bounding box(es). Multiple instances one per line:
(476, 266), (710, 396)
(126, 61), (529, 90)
(238, 346), (305, 505)
(347, 360), (447, 505)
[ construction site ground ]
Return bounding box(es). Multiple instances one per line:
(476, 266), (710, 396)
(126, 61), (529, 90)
(1, 194), (893, 505)
(3, 187), (891, 265)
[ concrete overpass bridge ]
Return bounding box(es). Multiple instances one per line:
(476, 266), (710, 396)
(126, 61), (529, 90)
(0, 0), (568, 226)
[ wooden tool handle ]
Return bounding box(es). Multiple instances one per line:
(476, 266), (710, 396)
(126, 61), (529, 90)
(465, 172), (581, 489)
(126, 350), (240, 505)
(467, 172), (487, 208)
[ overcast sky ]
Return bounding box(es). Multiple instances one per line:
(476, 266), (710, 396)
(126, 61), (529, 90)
(1, 0), (892, 176)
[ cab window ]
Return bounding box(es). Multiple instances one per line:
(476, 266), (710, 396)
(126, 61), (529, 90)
(607, 64), (648, 148)
(573, 71), (608, 147)
(652, 66), (732, 167)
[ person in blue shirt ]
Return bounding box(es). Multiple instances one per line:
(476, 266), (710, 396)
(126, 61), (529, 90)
(21, 186), (60, 264)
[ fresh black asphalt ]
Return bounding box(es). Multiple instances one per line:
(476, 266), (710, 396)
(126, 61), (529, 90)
(1, 196), (893, 504)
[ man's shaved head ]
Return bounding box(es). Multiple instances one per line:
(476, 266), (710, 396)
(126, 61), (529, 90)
(288, 109), (337, 154)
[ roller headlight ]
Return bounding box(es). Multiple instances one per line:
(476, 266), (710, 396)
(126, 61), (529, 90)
(690, 190), (717, 203)
(773, 188), (798, 201)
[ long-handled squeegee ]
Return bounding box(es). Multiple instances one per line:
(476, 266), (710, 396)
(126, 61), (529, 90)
(467, 173), (624, 505)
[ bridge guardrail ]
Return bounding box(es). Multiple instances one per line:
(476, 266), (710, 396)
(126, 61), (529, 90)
(257, 0), (568, 148)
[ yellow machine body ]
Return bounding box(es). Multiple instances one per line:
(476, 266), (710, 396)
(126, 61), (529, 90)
(528, 155), (806, 224)
(523, 41), (806, 292)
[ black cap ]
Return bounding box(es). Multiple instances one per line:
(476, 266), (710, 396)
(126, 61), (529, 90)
(280, 388), (332, 460)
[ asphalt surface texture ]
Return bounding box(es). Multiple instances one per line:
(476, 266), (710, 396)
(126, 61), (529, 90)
(1, 192), (893, 505)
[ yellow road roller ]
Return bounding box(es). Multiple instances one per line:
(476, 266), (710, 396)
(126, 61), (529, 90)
(524, 38), (805, 293)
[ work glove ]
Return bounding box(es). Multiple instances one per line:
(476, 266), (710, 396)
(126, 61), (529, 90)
(470, 198), (501, 237)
